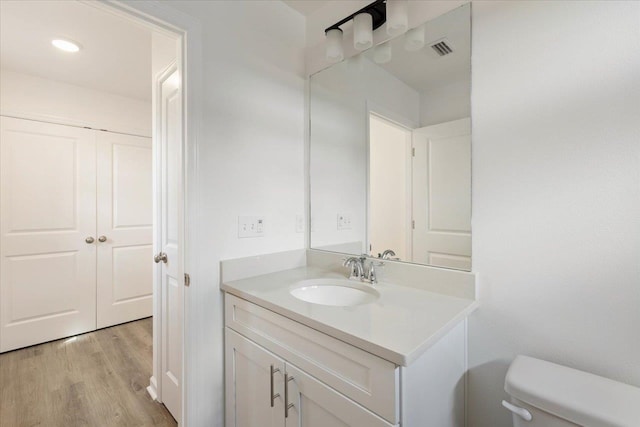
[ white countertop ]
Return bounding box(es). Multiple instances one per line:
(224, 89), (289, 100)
(222, 266), (478, 366)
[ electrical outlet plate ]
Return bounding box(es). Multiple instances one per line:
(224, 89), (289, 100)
(295, 215), (304, 233)
(238, 216), (265, 238)
(337, 213), (352, 230)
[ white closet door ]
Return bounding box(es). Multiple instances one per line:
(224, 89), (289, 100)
(412, 118), (471, 270)
(0, 116), (97, 353)
(96, 131), (153, 329)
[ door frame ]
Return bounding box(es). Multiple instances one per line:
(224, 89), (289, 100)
(86, 1), (203, 426)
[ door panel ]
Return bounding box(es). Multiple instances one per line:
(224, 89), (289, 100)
(0, 116), (96, 352)
(412, 118), (471, 270)
(96, 131), (152, 328)
(226, 329), (285, 427)
(285, 364), (394, 427)
(158, 68), (183, 421)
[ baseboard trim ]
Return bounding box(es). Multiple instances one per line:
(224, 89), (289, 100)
(147, 376), (159, 401)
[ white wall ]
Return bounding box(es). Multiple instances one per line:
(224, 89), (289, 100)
(125, 1), (306, 426)
(304, 2), (640, 427)
(0, 69), (151, 136)
(469, 1), (640, 426)
(152, 32), (177, 78)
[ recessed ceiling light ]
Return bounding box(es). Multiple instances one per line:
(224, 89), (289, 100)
(51, 38), (81, 53)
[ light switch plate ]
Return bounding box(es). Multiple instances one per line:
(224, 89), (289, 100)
(238, 216), (265, 238)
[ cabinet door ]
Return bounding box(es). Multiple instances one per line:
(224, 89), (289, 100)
(285, 363), (395, 427)
(0, 116), (97, 352)
(96, 131), (153, 328)
(226, 329), (286, 427)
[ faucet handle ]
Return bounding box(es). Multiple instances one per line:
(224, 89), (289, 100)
(368, 261), (378, 285)
(343, 256), (364, 280)
(342, 256), (357, 266)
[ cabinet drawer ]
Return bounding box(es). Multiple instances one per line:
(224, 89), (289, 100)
(225, 294), (399, 424)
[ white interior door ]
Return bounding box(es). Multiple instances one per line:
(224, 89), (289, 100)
(156, 67), (183, 421)
(0, 116), (97, 352)
(96, 131), (153, 329)
(412, 118), (471, 270)
(369, 114), (412, 260)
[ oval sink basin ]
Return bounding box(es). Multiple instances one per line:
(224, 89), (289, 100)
(290, 279), (379, 307)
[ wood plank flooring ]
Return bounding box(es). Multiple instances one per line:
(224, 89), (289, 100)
(0, 318), (177, 427)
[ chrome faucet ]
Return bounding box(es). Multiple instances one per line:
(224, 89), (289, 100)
(343, 256), (378, 285)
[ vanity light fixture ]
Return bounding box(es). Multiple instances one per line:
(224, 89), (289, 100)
(325, 28), (344, 63)
(324, 0), (386, 62)
(353, 12), (373, 51)
(404, 24), (425, 51)
(373, 42), (392, 64)
(386, 0), (408, 37)
(51, 38), (81, 53)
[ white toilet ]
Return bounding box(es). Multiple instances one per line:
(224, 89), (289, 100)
(503, 355), (640, 427)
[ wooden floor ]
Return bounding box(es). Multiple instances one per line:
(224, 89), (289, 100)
(0, 318), (177, 427)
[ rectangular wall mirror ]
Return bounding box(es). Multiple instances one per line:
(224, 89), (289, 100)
(309, 4), (471, 270)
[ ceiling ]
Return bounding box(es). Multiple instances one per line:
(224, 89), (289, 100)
(282, 0), (330, 17)
(0, 1), (153, 101)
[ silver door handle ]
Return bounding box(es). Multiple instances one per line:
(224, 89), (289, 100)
(98, 235), (107, 243)
(154, 252), (168, 264)
(85, 237), (95, 244)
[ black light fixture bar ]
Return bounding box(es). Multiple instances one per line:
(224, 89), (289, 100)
(324, 0), (387, 34)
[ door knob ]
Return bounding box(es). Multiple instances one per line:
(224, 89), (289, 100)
(85, 237), (95, 244)
(154, 252), (168, 264)
(98, 236), (107, 243)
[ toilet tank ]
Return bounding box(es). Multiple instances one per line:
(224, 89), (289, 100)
(504, 356), (640, 427)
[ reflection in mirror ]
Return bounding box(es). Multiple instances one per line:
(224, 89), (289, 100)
(309, 4), (471, 270)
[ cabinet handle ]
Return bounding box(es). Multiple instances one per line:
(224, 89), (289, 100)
(270, 365), (280, 407)
(98, 235), (107, 243)
(284, 373), (295, 418)
(85, 236), (95, 244)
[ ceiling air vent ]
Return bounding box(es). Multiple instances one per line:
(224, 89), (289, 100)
(430, 39), (453, 56)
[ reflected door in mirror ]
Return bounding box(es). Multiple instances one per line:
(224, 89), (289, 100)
(412, 118), (471, 270)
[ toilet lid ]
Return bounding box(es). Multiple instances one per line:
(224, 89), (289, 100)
(504, 356), (640, 427)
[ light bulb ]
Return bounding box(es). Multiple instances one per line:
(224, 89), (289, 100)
(373, 42), (392, 64)
(404, 25), (425, 51)
(386, 0), (408, 37)
(353, 12), (373, 51)
(52, 38), (81, 53)
(325, 28), (344, 63)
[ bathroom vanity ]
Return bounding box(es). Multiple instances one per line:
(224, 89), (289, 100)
(223, 3), (475, 425)
(222, 250), (477, 427)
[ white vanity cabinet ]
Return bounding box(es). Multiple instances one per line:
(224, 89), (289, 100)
(226, 329), (394, 427)
(224, 293), (468, 427)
